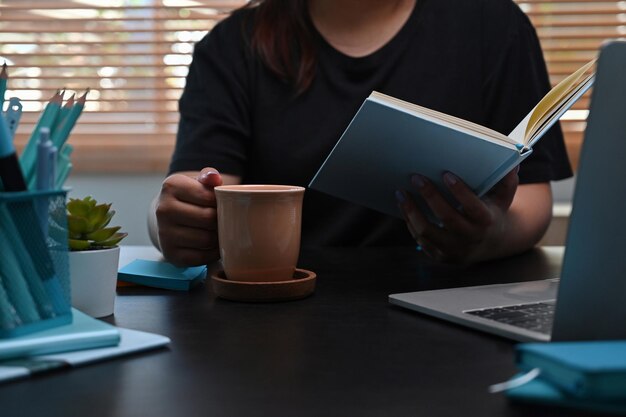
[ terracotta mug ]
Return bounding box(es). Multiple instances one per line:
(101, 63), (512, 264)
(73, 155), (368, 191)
(214, 185), (305, 282)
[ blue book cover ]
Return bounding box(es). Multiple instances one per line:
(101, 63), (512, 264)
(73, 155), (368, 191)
(516, 340), (626, 401)
(117, 259), (206, 291)
(309, 66), (593, 219)
(0, 309), (120, 360)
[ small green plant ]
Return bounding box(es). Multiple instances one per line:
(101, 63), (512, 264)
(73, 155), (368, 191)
(67, 196), (128, 251)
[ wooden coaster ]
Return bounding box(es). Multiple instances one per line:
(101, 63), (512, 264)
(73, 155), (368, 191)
(211, 268), (316, 302)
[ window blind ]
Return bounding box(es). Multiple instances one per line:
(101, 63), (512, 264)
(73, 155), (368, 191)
(0, 0), (245, 172)
(515, 0), (623, 169)
(0, 0), (620, 172)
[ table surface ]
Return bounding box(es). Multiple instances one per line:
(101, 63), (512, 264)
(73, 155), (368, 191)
(0, 245), (603, 417)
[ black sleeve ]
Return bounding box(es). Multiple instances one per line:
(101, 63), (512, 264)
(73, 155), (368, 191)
(168, 12), (252, 176)
(480, 0), (573, 184)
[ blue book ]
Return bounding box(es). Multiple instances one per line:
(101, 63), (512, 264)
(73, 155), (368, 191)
(506, 375), (626, 415)
(309, 61), (594, 219)
(0, 309), (120, 360)
(515, 340), (626, 401)
(117, 259), (206, 291)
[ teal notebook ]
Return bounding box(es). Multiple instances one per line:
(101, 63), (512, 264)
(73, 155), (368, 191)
(0, 309), (120, 360)
(506, 375), (626, 415)
(0, 325), (170, 383)
(516, 340), (626, 400)
(117, 259), (206, 291)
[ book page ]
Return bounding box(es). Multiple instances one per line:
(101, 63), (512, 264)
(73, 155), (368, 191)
(524, 59), (596, 144)
(525, 74), (594, 149)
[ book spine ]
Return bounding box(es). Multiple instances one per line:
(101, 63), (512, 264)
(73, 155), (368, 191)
(474, 151), (526, 197)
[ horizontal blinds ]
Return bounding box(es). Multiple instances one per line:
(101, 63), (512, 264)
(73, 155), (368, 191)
(0, 0), (244, 172)
(515, 0), (624, 169)
(0, 0), (620, 172)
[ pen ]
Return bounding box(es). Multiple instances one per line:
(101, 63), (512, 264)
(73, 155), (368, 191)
(35, 127), (56, 192)
(0, 102), (27, 191)
(0, 62), (7, 110)
(20, 90), (63, 187)
(34, 127), (57, 230)
(4, 97), (22, 139)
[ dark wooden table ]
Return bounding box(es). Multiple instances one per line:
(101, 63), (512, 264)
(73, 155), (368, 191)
(0, 245), (604, 416)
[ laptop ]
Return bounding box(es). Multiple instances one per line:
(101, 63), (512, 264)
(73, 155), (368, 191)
(389, 40), (626, 343)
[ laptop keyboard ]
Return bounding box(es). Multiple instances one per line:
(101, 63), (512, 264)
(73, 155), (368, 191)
(465, 301), (555, 334)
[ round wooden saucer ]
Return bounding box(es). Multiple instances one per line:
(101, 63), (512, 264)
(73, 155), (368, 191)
(211, 268), (316, 302)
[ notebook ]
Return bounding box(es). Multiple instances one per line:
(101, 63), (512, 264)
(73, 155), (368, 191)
(505, 376), (626, 414)
(0, 326), (170, 383)
(514, 340), (626, 400)
(0, 309), (120, 360)
(389, 40), (626, 342)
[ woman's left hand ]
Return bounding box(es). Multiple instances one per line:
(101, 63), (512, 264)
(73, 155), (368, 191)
(396, 168), (519, 264)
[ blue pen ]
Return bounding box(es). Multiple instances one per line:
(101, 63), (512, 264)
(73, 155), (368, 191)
(0, 105), (27, 191)
(35, 127), (57, 230)
(0, 62), (7, 111)
(4, 97), (22, 139)
(36, 127), (56, 191)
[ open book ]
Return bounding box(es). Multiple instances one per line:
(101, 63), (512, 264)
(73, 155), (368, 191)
(309, 60), (596, 218)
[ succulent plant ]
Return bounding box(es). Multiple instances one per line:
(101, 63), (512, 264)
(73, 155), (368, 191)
(67, 196), (128, 251)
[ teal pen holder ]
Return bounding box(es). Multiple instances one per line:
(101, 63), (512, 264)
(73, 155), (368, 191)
(0, 189), (72, 338)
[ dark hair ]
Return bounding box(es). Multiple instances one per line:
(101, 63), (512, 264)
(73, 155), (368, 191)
(243, 0), (316, 94)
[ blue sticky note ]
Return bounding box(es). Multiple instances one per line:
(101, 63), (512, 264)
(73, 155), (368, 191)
(117, 259), (206, 291)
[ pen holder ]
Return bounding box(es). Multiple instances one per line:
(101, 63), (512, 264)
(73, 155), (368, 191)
(0, 189), (72, 338)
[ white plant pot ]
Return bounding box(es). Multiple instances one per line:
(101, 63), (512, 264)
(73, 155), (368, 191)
(69, 246), (120, 318)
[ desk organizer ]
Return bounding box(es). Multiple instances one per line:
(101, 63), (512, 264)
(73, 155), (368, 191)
(0, 189), (72, 338)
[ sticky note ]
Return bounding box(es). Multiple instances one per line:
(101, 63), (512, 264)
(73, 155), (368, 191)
(117, 259), (206, 291)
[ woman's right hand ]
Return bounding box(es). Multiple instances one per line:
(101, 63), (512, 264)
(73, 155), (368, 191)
(155, 167), (224, 266)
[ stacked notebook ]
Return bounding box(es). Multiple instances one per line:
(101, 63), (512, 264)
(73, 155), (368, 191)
(0, 309), (169, 383)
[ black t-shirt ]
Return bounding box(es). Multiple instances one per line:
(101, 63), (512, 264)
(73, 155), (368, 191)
(169, 0), (573, 247)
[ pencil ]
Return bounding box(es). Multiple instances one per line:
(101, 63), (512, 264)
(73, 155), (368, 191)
(55, 144), (73, 188)
(51, 93), (74, 139)
(0, 214), (43, 323)
(0, 62), (7, 110)
(51, 88), (88, 149)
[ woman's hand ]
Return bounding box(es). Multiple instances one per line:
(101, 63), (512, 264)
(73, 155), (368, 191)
(155, 167), (224, 266)
(396, 168), (522, 264)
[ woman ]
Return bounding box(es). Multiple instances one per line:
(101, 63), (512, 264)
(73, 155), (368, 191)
(149, 0), (572, 266)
